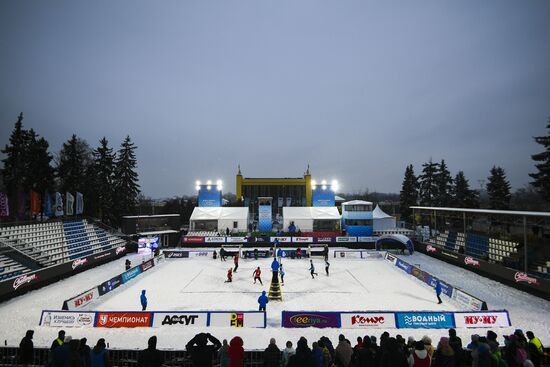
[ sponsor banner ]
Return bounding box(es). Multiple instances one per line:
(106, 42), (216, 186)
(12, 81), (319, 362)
(514, 272), (540, 286)
(65, 288), (99, 310)
(271, 236), (291, 243)
(140, 259), (155, 272)
(452, 289), (484, 311)
(336, 237), (357, 243)
(357, 236), (378, 243)
(281, 311), (340, 328)
(121, 266), (142, 283)
(152, 312), (208, 327)
(71, 258), (88, 270)
(13, 273), (39, 290)
(254, 236), (270, 243)
(95, 312), (152, 328)
(208, 311), (266, 328)
(292, 237), (313, 243)
(336, 251), (363, 259)
(204, 237), (226, 243)
(40, 311), (96, 328)
(411, 266), (432, 284)
(314, 236), (335, 243)
(395, 259), (412, 274)
(454, 311), (511, 328)
(426, 277), (454, 298)
(182, 236), (204, 244)
(395, 312), (455, 329)
(226, 237), (247, 243)
(243, 250), (271, 258)
(163, 251), (189, 259)
(189, 251), (213, 257)
(384, 252), (398, 265)
(426, 245), (438, 253)
(363, 252), (383, 259)
(98, 275), (122, 296)
(464, 256), (481, 267)
(340, 313), (396, 329)
(76, 192), (84, 215)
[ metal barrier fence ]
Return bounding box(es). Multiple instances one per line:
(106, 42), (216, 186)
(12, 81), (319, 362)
(1, 346), (549, 367)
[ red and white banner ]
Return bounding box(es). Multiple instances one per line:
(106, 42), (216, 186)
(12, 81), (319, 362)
(65, 288), (99, 310)
(340, 313), (396, 329)
(40, 311), (96, 328)
(95, 312), (152, 328)
(453, 311), (511, 328)
(292, 237), (313, 243)
(182, 236), (204, 243)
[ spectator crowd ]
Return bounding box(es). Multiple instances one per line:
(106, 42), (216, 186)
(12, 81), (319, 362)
(15, 328), (546, 367)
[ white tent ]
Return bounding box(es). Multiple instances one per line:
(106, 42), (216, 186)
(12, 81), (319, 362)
(373, 205), (397, 231)
(283, 207), (341, 232)
(190, 207), (249, 233)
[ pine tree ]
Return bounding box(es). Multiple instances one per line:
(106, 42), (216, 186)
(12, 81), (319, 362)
(399, 164), (418, 224)
(57, 135), (92, 194)
(90, 137), (116, 224)
(453, 171), (479, 208)
(529, 117), (550, 201)
(1, 113), (30, 218)
(486, 166), (512, 209)
(114, 136), (140, 219)
(434, 159), (453, 206)
(418, 159), (440, 206)
(24, 129), (55, 194)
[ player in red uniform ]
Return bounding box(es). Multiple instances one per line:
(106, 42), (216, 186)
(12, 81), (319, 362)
(253, 267), (263, 285)
(225, 268), (233, 283)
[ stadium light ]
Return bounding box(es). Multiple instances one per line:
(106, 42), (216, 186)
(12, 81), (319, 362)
(195, 185), (200, 191)
(216, 179), (223, 191)
(332, 180), (339, 192)
(322, 185), (327, 190)
(207, 180), (212, 185)
(195, 180), (201, 186)
(207, 185), (211, 190)
(321, 180), (327, 185)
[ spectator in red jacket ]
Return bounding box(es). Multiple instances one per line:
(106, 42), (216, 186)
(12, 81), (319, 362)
(228, 336), (244, 367)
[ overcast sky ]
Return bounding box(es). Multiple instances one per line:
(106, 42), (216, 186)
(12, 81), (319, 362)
(1, 1), (549, 198)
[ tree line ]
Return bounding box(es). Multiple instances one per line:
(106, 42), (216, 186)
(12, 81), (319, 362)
(1, 113), (140, 226)
(399, 117), (550, 223)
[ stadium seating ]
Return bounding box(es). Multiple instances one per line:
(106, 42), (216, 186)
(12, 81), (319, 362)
(428, 230), (519, 264)
(186, 231), (220, 237)
(0, 219), (126, 275)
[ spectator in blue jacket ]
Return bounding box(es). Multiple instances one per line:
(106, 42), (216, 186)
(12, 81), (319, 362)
(140, 290), (148, 311)
(435, 280), (442, 304)
(258, 291), (269, 312)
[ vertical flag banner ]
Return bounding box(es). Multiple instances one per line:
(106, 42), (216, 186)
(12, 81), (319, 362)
(43, 191), (53, 217)
(258, 197), (272, 232)
(76, 192), (84, 215)
(0, 192), (9, 217)
(55, 192), (64, 217)
(278, 197), (284, 207)
(286, 197), (292, 207)
(66, 192), (75, 216)
(30, 191), (41, 215)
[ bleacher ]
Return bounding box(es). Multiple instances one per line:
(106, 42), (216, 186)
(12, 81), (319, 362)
(428, 230), (519, 262)
(0, 219), (126, 278)
(185, 231), (220, 237)
(0, 252), (28, 281)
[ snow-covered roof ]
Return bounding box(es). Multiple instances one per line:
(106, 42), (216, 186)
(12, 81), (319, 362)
(283, 207), (341, 220)
(342, 200), (373, 206)
(373, 205), (393, 219)
(190, 207), (249, 221)
(335, 195), (346, 202)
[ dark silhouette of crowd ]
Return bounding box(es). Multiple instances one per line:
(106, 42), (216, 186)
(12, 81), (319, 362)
(14, 328), (546, 367)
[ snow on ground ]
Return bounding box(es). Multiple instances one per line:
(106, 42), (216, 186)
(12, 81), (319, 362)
(0, 249), (548, 351)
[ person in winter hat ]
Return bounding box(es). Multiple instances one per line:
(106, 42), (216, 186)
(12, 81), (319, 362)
(263, 338), (281, 367)
(312, 341), (324, 367)
(526, 331), (544, 367)
(318, 339), (332, 367)
(353, 336), (376, 367)
(282, 341), (296, 367)
(380, 337), (408, 367)
(432, 337), (455, 367)
(137, 336), (164, 367)
(90, 338), (110, 367)
(227, 336), (244, 367)
(218, 339), (230, 367)
(287, 337), (316, 367)
(18, 330), (34, 365)
(448, 328), (463, 366)
(421, 336), (435, 357)
(80, 338), (91, 367)
(186, 332), (222, 367)
(258, 290), (269, 311)
(335, 334), (353, 367)
(408, 341), (431, 367)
